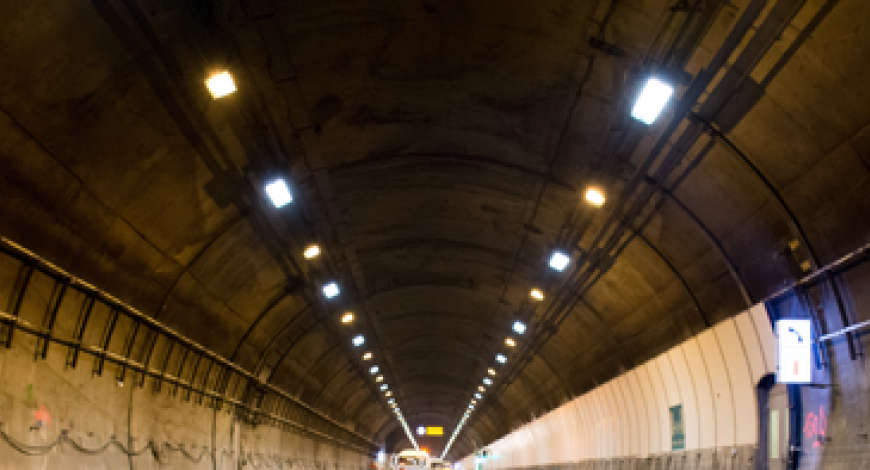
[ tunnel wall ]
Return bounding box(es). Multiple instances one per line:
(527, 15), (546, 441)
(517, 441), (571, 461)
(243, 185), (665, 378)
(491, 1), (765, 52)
(0, 330), (372, 469)
(467, 306), (775, 469)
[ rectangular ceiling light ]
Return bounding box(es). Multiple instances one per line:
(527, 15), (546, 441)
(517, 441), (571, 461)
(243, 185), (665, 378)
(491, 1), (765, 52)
(206, 71), (236, 98)
(631, 77), (674, 125)
(265, 179), (293, 208)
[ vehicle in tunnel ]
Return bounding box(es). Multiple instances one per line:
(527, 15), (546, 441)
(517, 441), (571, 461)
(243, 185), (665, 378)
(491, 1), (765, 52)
(394, 449), (429, 470)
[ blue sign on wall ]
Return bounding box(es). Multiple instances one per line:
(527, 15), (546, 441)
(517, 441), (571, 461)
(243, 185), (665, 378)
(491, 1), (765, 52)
(670, 404), (685, 451)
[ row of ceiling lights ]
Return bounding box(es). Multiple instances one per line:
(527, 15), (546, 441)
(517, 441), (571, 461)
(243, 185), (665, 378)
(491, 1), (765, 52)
(205, 70), (419, 449)
(440, 74), (675, 458)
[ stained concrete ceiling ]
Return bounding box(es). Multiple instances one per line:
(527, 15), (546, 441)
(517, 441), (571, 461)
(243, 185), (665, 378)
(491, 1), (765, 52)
(1, 0), (869, 459)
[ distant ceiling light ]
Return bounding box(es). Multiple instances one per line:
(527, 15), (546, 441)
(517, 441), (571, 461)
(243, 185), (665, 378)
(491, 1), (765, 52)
(322, 282), (340, 298)
(549, 251), (570, 272)
(265, 179), (293, 208)
(417, 426), (426, 436)
(513, 321), (526, 335)
(471, 400), (477, 405)
(388, 398), (395, 404)
(376, 375), (384, 382)
(385, 391), (392, 397)
(304, 244), (321, 259)
(352, 335), (365, 347)
(632, 77), (674, 125)
(483, 377), (493, 386)
(370, 365), (379, 374)
(380, 384), (388, 391)
(584, 186), (606, 207)
(468, 404), (475, 410)
(487, 368), (496, 376)
(478, 386), (485, 392)
(530, 288), (544, 301)
(341, 312), (355, 324)
(505, 337), (516, 347)
(474, 393), (482, 399)
(390, 402), (396, 408)
(205, 70), (236, 98)
(363, 352), (373, 360)
(496, 354), (507, 364)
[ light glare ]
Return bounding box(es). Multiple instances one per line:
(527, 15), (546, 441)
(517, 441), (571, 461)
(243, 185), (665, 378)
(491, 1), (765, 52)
(505, 337), (516, 347)
(530, 288), (544, 301)
(206, 71), (236, 98)
(478, 386), (485, 392)
(487, 368), (496, 376)
(632, 77), (674, 125)
(363, 352), (373, 360)
(380, 384), (388, 391)
(549, 251), (570, 271)
(352, 335), (365, 347)
(376, 375), (384, 382)
(265, 180), (293, 208)
(496, 353), (507, 364)
(483, 377), (493, 386)
(341, 312), (355, 324)
(385, 391), (392, 397)
(370, 365), (379, 374)
(513, 321), (526, 335)
(474, 393), (481, 399)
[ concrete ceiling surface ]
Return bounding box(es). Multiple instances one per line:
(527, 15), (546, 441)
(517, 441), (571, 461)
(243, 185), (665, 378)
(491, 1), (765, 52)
(1, 0), (870, 458)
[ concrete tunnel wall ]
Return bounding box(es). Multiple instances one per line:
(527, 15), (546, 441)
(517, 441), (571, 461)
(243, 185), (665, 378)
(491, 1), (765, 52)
(463, 305), (776, 468)
(0, 244), (373, 468)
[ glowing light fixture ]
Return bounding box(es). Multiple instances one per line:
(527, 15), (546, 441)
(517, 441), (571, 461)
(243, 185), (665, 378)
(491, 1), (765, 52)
(265, 179), (293, 208)
(505, 337), (516, 347)
(380, 384), (388, 391)
(474, 393), (482, 399)
(483, 377), (493, 386)
(352, 335), (365, 347)
(390, 402), (397, 408)
(632, 77), (674, 125)
(585, 186), (606, 207)
(478, 386), (485, 392)
(322, 282), (340, 299)
(471, 399), (477, 405)
(341, 312), (355, 324)
(487, 368), (496, 376)
(513, 321), (526, 335)
(530, 288), (544, 301)
(304, 244), (321, 259)
(370, 365), (379, 374)
(376, 375), (384, 382)
(549, 251), (570, 272)
(496, 353), (507, 364)
(363, 351), (373, 360)
(206, 71), (236, 98)
(385, 391), (392, 397)
(388, 398), (395, 404)
(468, 404), (475, 409)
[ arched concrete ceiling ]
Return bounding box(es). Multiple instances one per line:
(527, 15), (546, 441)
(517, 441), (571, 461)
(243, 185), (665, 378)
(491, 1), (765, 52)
(1, 0), (870, 459)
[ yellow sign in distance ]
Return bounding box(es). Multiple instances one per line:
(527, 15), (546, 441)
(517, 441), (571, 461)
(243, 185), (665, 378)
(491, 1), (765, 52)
(426, 427), (444, 436)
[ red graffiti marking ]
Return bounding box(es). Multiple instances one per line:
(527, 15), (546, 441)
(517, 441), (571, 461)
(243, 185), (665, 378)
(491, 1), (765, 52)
(803, 406), (827, 448)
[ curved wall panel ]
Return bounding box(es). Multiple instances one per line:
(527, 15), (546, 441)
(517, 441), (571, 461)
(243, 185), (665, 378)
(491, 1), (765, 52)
(467, 307), (775, 467)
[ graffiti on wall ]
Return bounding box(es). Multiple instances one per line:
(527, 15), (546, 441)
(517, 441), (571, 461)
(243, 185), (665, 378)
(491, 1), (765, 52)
(804, 405), (827, 448)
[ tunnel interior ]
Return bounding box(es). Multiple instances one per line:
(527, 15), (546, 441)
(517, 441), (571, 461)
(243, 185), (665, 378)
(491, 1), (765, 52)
(1, 0), (870, 468)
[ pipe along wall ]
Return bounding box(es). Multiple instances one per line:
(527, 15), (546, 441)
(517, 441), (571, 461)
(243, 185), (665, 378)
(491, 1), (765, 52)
(0, 243), (374, 469)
